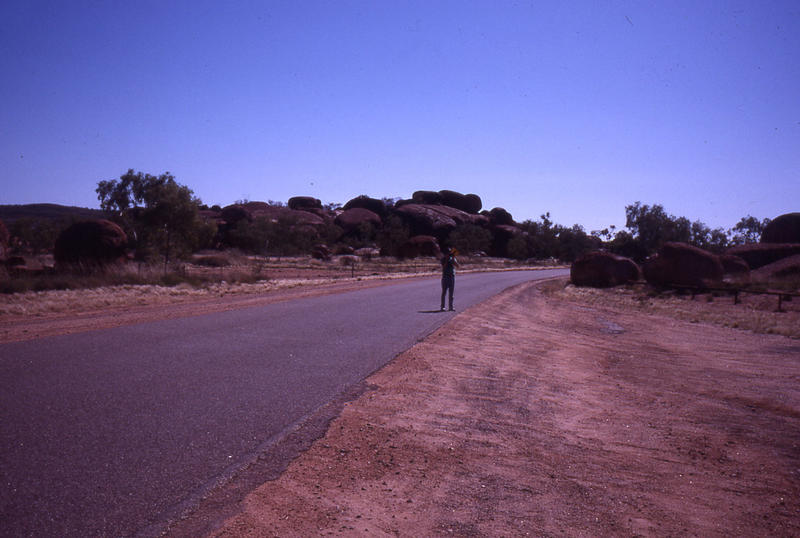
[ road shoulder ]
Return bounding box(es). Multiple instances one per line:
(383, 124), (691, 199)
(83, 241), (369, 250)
(176, 278), (800, 536)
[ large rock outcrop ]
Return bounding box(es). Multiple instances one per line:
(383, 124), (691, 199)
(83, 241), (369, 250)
(394, 204), (458, 239)
(240, 202), (327, 227)
(398, 235), (441, 259)
(643, 242), (724, 288)
(571, 251), (642, 288)
(311, 244), (332, 260)
(411, 190), (442, 205)
(428, 204), (489, 227)
(719, 254), (750, 284)
(438, 190), (482, 214)
(393, 203), (488, 240)
(343, 195), (387, 219)
(751, 254), (800, 283)
(490, 224), (525, 257)
(487, 207), (515, 226)
(334, 208), (382, 233)
(761, 213), (800, 244)
(287, 196), (322, 211)
(221, 204), (252, 225)
(407, 190), (482, 214)
(54, 219), (128, 267)
(287, 197), (328, 219)
(726, 243), (800, 270)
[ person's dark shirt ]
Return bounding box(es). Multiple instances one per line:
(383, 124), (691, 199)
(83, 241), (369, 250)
(442, 255), (457, 278)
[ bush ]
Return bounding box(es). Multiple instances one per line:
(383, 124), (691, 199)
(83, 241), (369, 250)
(448, 224), (491, 255)
(193, 254), (230, 267)
(376, 215), (410, 257)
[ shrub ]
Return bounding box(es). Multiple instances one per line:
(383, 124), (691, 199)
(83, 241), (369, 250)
(448, 224), (491, 255)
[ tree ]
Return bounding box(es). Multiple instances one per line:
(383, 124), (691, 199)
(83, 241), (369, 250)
(97, 169), (203, 269)
(690, 220), (728, 253)
(9, 217), (66, 255)
(728, 215), (769, 245)
(624, 202), (691, 260)
(556, 224), (600, 262)
(506, 234), (531, 260)
(448, 224), (491, 255)
(608, 229), (639, 259)
(517, 213), (560, 259)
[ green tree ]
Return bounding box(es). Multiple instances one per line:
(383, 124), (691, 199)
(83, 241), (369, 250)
(624, 202), (691, 260)
(728, 215), (769, 245)
(227, 217), (272, 254)
(9, 217), (66, 254)
(448, 224), (491, 255)
(556, 224), (599, 262)
(608, 229), (639, 259)
(226, 215), (320, 256)
(518, 213), (560, 259)
(690, 220), (728, 253)
(97, 169), (203, 269)
(506, 234), (531, 260)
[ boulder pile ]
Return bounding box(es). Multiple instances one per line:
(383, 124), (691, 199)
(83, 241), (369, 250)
(722, 213), (800, 284)
(196, 189), (527, 259)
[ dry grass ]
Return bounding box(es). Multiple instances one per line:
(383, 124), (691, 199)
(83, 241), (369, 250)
(0, 255), (561, 318)
(544, 278), (800, 339)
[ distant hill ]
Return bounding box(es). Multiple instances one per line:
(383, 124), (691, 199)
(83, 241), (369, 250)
(0, 204), (106, 224)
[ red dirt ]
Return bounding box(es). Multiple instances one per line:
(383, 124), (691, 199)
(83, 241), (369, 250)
(5, 275), (798, 536)
(189, 278), (800, 537)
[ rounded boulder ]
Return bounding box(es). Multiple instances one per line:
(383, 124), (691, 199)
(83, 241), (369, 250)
(571, 251), (642, 287)
(643, 242), (723, 287)
(719, 254), (750, 283)
(438, 190), (483, 214)
(761, 213), (800, 244)
(412, 190), (442, 205)
(726, 243), (800, 270)
(54, 219), (128, 266)
(334, 208), (382, 233)
(398, 235), (442, 259)
(394, 204), (457, 239)
(288, 196), (323, 211)
(343, 195), (387, 219)
(488, 207), (514, 226)
(221, 204), (252, 224)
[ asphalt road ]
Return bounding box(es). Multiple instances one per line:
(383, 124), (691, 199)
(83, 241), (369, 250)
(0, 269), (566, 537)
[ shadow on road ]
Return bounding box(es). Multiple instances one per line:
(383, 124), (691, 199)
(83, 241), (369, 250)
(418, 309), (448, 314)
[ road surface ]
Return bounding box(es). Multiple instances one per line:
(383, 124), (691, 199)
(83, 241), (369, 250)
(0, 269), (566, 536)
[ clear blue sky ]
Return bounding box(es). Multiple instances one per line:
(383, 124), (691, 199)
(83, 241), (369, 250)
(2, 1), (798, 232)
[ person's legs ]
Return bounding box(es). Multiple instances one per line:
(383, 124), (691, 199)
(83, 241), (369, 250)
(440, 278), (448, 310)
(448, 278), (455, 310)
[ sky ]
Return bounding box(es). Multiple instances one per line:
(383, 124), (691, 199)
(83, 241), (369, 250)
(2, 1), (798, 233)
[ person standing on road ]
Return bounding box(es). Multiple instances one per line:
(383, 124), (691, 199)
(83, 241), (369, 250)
(440, 247), (459, 311)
